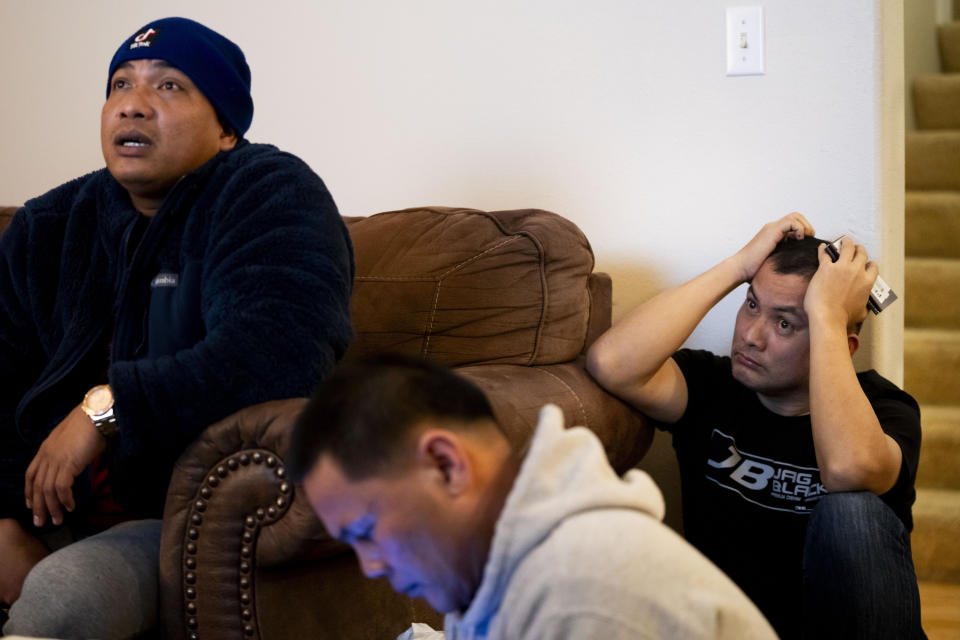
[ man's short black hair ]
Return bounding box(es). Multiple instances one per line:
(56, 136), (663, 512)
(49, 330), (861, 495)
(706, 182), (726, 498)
(765, 234), (863, 334)
(288, 354), (496, 483)
(766, 235), (827, 280)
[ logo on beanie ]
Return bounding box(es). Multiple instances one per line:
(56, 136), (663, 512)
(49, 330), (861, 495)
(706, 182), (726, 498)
(129, 27), (159, 50)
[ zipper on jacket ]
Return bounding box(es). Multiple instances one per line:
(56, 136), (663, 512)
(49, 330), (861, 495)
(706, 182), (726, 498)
(111, 177), (194, 363)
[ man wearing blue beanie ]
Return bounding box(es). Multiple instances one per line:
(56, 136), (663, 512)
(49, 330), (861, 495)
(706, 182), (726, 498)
(0, 17), (354, 638)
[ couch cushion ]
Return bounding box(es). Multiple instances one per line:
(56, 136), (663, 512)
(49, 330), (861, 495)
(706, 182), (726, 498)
(344, 207), (595, 367)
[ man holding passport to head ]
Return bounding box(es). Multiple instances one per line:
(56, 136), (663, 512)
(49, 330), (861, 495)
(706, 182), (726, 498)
(586, 213), (924, 639)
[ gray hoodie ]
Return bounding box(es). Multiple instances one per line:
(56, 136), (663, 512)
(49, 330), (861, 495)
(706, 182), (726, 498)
(436, 404), (778, 640)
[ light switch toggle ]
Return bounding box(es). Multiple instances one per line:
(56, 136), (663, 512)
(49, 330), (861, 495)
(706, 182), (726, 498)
(726, 6), (765, 76)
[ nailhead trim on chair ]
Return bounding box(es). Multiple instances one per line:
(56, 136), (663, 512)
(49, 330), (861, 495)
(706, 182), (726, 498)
(181, 449), (292, 640)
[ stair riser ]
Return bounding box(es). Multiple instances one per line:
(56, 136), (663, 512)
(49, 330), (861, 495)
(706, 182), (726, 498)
(912, 488), (960, 582)
(913, 516), (960, 582)
(917, 436), (960, 490)
(906, 196), (960, 258)
(907, 133), (960, 191)
(939, 23), (960, 73)
(905, 260), (960, 329)
(916, 407), (960, 491)
(903, 336), (960, 406)
(913, 76), (960, 129)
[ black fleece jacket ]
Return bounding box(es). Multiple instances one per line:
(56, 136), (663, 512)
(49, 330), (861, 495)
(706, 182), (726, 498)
(0, 141), (354, 520)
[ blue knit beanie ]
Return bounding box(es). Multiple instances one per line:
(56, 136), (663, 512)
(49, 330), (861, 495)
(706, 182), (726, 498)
(107, 17), (254, 136)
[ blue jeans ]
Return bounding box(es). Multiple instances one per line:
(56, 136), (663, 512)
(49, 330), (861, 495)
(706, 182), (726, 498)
(3, 519), (161, 639)
(803, 492), (926, 639)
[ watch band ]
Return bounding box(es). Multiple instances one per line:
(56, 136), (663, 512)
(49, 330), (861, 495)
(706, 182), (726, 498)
(91, 409), (118, 439)
(82, 384), (118, 439)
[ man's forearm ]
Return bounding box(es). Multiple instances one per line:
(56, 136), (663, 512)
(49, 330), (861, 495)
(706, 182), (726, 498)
(587, 257), (744, 398)
(808, 315), (901, 494)
(804, 237), (902, 494)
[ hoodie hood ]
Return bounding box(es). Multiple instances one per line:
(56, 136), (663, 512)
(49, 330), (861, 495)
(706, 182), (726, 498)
(445, 404), (665, 636)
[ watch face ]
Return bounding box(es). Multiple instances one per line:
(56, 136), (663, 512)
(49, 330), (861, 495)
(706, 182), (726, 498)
(86, 386), (114, 414)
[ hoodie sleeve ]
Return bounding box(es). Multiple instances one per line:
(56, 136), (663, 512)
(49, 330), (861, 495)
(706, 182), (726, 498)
(531, 614), (654, 639)
(0, 209), (47, 403)
(0, 209), (49, 517)
(106, 147), (354, 513)
(517, 590), (775, 640)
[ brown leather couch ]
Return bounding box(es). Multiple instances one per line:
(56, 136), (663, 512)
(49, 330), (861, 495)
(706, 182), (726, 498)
(0, 205), (652, 639)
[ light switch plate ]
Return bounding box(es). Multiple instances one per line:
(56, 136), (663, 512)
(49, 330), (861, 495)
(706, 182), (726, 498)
(726, 6), (765, 76)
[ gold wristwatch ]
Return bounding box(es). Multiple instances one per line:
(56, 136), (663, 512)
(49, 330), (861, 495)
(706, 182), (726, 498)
(82, 384), (118, 438)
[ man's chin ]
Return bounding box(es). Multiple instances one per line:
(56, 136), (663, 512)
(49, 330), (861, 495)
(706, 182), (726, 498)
(731, 362), (758, 389)
(421, 587), (466, 616)
(107, 171), (174, 201)
(423, 592), (452, 614)
(733, 363), (780, 397)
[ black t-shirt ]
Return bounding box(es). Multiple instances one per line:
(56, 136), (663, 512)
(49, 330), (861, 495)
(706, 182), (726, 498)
(664, 349), (921, 639)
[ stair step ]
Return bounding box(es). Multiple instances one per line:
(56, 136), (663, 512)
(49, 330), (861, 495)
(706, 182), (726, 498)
(904, 328), (960, 405)
(912, 487), (960, 582)
(917, 406), (960, 490)
(914, 74), (960, 129)
(905, 257), (960, 329)
(906, 131), (960, 191)
(918, 581), (960, 635)
(906, 192), (960, 258)
(940, 22), (960, 73)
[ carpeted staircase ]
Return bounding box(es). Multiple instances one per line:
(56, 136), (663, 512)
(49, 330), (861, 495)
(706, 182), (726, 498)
(906, 21), (960, 590)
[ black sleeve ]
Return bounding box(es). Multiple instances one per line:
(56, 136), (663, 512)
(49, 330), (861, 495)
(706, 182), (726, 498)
(0, 209), (48, 518)
(663, 349), (732, 432)
(858, 370), (922, 486)
(857, 370), (922, 530)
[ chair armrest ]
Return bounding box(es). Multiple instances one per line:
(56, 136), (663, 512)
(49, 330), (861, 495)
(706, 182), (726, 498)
(158, 361), (652, 639)
(159, 398), (346, 640)
(585, 272), (612, 351)
(456, 358), (652, 475)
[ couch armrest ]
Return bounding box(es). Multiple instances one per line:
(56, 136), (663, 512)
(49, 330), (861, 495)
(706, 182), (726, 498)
(159, 362), (652, 639)
(159, 398), (346, 639)
(456, 358), (652, 475)
(585, 272), (612, 351)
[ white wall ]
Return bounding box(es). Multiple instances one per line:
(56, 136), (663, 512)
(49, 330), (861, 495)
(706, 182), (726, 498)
(0, 0), (905, 378)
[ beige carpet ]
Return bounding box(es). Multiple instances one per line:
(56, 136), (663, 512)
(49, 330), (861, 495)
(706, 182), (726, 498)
(906, 21), (960, 585)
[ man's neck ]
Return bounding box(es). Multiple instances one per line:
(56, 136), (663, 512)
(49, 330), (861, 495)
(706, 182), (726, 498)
(463, 450), (521, 603)
(756, 391), (810, 417)
(126, 174), (189, 217)
(129, 193), (164, 217)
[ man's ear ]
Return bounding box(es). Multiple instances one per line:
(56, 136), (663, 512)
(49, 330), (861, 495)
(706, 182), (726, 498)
(219, 127), (238, 152)
(416, 430), (471, 497)
(847, 332), (860, 357)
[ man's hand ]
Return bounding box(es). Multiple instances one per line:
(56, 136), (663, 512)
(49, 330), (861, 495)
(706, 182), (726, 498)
(24, 405), (106, 528)
(731, 212), (815, 283)
(804, 236), (876, 330)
